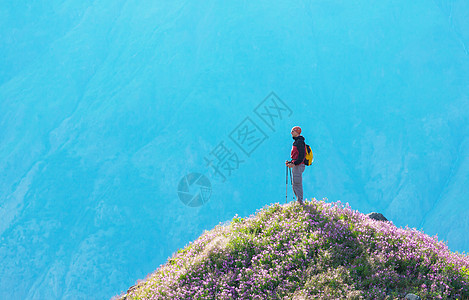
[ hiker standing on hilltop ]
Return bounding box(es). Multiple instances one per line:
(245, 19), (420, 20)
(286, 126), (306, 206)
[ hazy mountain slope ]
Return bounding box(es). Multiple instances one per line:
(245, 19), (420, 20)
(0, 1), (468, 299)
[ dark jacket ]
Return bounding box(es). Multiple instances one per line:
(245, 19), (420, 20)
(290, 135), (306, 165)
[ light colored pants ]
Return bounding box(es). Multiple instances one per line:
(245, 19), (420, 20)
(292, 164), (305, 202)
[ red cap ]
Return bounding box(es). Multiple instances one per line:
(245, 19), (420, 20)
(291, 126), (302, 134)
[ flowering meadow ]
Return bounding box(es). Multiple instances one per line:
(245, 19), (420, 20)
(115, 199), (469, 299)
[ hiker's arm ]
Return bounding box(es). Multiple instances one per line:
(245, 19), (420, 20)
(293, 142), (305, 165)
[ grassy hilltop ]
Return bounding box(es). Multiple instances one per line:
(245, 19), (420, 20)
(115, 199), (469, 299)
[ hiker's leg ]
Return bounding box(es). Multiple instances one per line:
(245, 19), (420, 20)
(292, 164), (305, 204)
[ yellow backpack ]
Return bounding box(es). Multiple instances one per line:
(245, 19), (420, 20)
(304, 144), (313, 166)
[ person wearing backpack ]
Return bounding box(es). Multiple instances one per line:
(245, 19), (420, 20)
(285, 126), (313, 206)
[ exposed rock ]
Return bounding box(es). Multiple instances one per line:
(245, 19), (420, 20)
(405, 293), (421, 300)
(125, 283), (140, 296)
(366, 212), (388, 222)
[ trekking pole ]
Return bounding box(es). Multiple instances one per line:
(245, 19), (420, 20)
(285, 164), (288, 204)
(289, 167), (295, 201)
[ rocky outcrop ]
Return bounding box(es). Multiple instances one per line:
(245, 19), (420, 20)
(366, 212), (388, 222)
(405, 293), (421, 300)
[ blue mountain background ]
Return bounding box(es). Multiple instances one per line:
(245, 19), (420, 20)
(1, 1), (468, 299)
